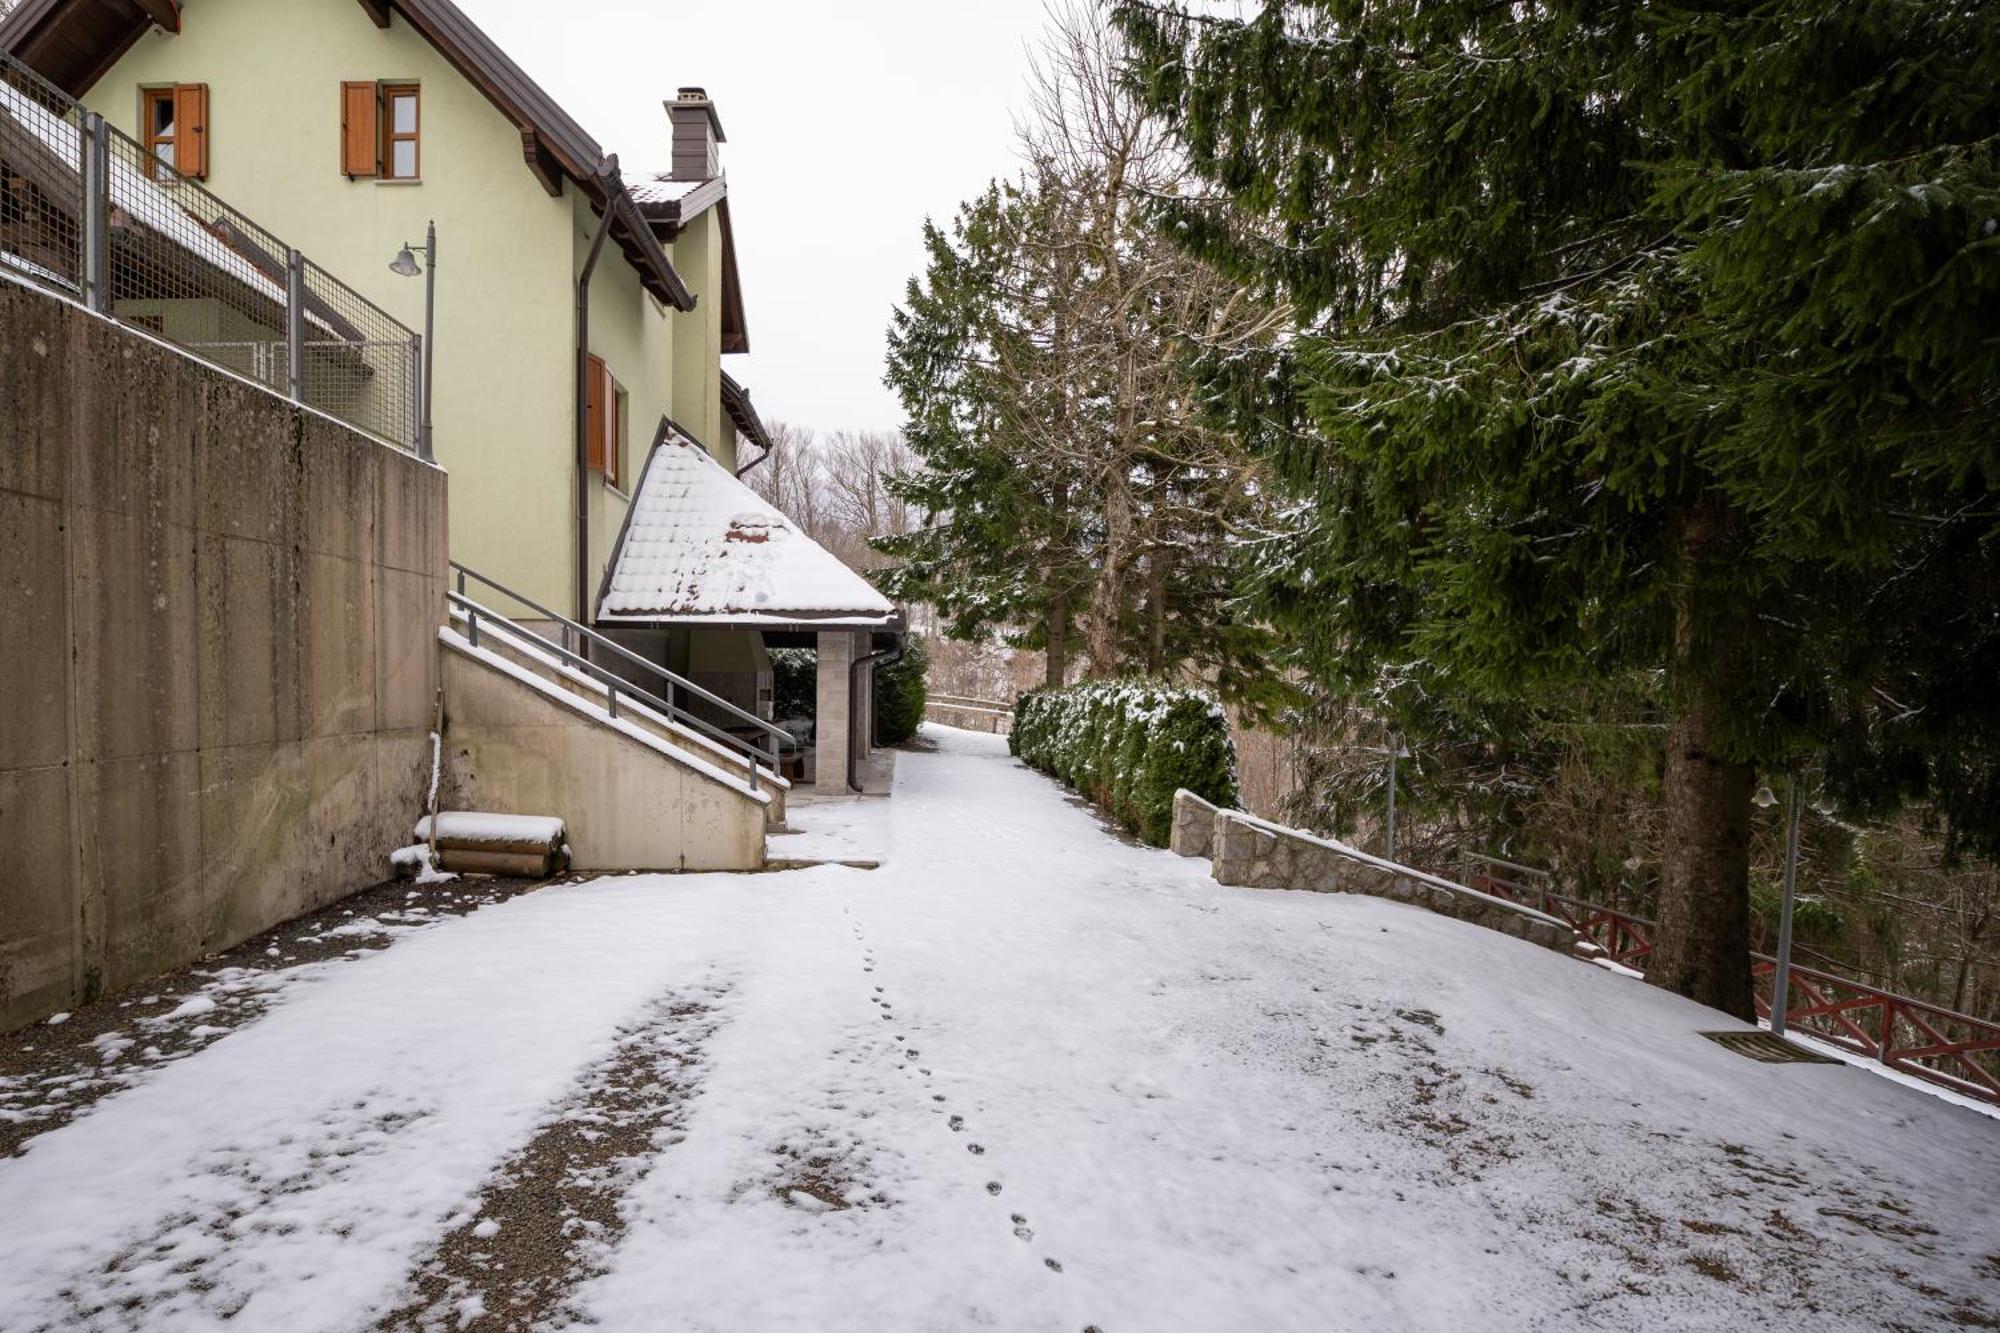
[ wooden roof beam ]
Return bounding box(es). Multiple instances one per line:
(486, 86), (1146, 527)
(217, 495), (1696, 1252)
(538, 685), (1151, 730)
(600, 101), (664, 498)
(355, 0), (392, 28)
(129, 0), (182, 33)
(520, 129), (562, 198)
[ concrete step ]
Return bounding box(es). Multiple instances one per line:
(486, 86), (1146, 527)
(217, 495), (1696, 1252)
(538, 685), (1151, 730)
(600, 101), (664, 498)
(446, 607), (788, 830)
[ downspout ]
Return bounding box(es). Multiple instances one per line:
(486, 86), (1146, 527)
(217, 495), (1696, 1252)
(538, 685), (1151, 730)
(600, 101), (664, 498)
(733, 439), (772, 478)
(847, 635), (905, 792)
(575, 157), (621, 624)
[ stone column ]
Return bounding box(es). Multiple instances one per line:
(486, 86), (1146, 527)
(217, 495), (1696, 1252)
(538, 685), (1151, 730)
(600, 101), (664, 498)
(815, 630), (859, 794)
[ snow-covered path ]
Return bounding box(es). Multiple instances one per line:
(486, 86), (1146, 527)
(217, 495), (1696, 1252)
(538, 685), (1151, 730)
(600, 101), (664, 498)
(1, 725), (1996, 1331)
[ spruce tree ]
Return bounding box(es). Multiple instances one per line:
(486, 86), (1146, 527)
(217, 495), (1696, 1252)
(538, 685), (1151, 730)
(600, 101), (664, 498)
(1115, 0), (2000, 1017)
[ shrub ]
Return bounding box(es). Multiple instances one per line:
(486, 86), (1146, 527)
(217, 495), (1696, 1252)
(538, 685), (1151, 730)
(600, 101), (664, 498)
(874, 635), (929, 745)
(769, 647), (816, 724)
(1011, 679), (1237, 846)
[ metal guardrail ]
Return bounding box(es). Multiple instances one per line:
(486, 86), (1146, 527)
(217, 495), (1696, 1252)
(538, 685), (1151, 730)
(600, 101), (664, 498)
(1462, 852), (2000, 1104)
(0, 51), (422, 455)
(447, 562), (790, 793)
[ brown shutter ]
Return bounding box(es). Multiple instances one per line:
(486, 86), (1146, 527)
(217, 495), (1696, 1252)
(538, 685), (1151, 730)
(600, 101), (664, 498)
(585, 354), (608, 475)
(174, 83), (208, 178)
(341, 81), (379, 177)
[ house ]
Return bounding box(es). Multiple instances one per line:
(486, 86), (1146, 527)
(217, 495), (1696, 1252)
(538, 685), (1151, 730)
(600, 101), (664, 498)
(1, 0), (902, 799)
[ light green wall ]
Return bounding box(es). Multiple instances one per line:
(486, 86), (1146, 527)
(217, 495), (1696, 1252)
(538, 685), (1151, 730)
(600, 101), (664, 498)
(668, 207), (730, 470)
(87, 0), (680, 619)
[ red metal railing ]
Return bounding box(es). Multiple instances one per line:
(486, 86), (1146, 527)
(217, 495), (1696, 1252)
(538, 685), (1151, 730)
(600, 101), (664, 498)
(1463, 853), (2000, 1105)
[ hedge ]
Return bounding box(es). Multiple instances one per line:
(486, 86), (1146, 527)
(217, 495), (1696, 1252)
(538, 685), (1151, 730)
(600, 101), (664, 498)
(875, 635), (929, 746)
(767, 638), (929, 747)
(1010, 679), (1237, 846)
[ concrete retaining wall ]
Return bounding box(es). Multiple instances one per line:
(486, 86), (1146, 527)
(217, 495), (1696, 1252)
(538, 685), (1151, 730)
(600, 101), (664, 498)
(439, 639), (767, 871)
(0, 283), (447, 1030)
(1171, 790), (1575, 954)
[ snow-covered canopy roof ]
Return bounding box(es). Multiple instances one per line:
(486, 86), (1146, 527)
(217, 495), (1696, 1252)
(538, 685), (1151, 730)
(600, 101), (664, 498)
(596, 424), (899, 629)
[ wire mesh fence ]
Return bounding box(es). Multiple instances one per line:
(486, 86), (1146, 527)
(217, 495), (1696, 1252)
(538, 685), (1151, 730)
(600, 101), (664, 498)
(0, 51), (423, 455)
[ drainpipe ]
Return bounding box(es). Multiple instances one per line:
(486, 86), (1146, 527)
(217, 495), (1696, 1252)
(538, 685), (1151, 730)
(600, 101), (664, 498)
(847, 634), (905, 791)
(733, 439), (773, 479)
(575, 156), (621, 625)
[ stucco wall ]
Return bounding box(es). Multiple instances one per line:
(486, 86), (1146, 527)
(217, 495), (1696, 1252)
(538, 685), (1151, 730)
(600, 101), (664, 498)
(86, 0), (678, 619)
(0, 283), (447, 1030)
(669, 208), (727, 467)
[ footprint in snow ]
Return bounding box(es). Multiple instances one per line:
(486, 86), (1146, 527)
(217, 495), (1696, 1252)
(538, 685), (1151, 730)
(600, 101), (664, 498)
(948, 1115), (965, 1131)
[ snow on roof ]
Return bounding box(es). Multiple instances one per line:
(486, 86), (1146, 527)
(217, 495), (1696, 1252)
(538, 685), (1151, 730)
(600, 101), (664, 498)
(627, 175), (704, 205)
(597, 431), (897, 626)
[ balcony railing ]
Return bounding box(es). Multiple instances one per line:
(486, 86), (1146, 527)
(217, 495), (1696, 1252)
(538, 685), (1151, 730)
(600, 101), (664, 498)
(0, 51), (423, 456)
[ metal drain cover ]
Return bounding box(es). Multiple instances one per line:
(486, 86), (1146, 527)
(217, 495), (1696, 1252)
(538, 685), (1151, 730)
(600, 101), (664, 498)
(1699, 1031), (1839, 1064)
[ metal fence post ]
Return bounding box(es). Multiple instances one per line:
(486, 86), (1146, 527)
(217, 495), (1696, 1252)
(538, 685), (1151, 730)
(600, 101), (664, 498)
(79, 111), (110, 313)
(285, 248), (306, 402)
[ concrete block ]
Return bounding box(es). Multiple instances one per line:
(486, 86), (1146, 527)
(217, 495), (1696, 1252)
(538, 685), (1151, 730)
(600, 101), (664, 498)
(68, 506), (199, 762)
(75, 751), (206, 999)
(68, 330), (197, 529)
(378, 458), (448, 577)
(301, 552), (378, 738)
(197, 534), (302, 748)
(0, 288), (69, 502)
(814, 630), (861, 795)
(0, 492), (69, 769)
(302, 416), (381, 562)
(376, 566), (441, 732)
(0, 765), (75, 1028)
(197, 380), (303, 546)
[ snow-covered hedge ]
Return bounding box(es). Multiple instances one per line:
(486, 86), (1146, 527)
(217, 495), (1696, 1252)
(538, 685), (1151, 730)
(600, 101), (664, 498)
(1011, 679), (1238, 846)
(875, 635), (929, 746)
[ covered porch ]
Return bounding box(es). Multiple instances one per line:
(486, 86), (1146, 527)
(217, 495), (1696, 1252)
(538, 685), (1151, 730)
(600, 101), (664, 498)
(595, 422), (904, 796)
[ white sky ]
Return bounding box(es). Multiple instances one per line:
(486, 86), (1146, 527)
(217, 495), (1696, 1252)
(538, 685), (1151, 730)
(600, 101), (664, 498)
(459, 0), (1056, 434)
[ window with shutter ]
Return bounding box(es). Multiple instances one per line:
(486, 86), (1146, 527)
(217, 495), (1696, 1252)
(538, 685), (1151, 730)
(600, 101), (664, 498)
(173, 84), (208, 178)
(142, 85), (208, 181)
(586, 354), (609, 475)
(341, 81), (379, 177)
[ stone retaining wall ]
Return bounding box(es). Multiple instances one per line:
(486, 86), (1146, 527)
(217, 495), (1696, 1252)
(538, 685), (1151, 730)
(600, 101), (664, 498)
(1171, 789), (1574, 954)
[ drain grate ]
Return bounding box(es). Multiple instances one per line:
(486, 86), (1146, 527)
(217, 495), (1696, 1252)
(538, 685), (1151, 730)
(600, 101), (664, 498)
(1700, 1030), (1839, 1064)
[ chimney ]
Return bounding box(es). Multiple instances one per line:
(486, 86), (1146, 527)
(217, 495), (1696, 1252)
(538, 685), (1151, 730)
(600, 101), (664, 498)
(668, 87), (725, 182)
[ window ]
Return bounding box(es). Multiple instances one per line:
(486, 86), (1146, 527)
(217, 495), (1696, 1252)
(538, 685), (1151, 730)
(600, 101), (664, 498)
(141, 84), (208, 180)
(339, 81), (419, 180)
(383, 84), (420, 180)
(585, 355), (624, 488)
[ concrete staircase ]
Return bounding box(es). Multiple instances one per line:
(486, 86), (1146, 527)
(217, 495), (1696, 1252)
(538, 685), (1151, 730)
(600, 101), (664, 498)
(436, 590), (789, 872)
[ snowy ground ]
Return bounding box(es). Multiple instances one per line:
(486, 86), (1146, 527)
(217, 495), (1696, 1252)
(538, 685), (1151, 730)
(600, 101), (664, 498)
(0, 724), (1995, 1332)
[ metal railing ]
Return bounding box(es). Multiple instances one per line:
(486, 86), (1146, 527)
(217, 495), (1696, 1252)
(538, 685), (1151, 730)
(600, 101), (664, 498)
(0, 51), (422, 454)
(1462, 852), (2000, 1104)
(447, 562), (791, 794)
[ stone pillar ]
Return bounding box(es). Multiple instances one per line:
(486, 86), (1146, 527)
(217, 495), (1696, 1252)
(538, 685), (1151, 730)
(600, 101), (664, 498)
(815, 630), (859, 794)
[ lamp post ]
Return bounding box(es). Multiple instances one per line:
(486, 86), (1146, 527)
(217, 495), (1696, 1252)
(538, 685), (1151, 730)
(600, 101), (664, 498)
(389, 220), (436, 462)
(1754, 776), (1804, 1037)
(1385, 734), (1410, 862)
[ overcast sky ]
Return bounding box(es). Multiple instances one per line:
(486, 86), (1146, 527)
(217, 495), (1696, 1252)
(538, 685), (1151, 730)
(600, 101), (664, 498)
(460, 0), (1056, 434)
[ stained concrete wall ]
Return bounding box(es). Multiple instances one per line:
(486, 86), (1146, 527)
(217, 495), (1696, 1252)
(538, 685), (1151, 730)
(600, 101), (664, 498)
(0, 283), (447, 1031)
(438, 641), (766, 871)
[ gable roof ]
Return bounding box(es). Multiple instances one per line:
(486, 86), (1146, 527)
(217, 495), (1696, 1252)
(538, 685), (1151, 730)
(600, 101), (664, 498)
(0, 0), (695, 310)
(632, 175), (746, 353)
(597, 420), (897, 629)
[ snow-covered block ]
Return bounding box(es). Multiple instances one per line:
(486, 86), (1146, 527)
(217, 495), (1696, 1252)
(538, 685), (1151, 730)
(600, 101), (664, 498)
(414, 812), (567, 850)
(1170, 788), (1221, 860)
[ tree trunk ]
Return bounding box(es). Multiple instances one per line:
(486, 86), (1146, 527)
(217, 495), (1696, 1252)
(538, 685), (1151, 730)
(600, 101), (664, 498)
(1045, 591), (1069, 688)
(1146, 547), (1169, 675)
(1647, 491), (1756, 1020)
(1648, 690), (1757, 1020)
(1087, 460), (1131, 676)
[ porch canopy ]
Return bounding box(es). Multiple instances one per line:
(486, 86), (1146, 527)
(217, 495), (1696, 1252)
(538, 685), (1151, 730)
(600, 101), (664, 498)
(596, 421), (900, 794)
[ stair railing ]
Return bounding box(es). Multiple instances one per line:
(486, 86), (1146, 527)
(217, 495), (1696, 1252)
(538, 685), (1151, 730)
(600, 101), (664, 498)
(446, 562), (791, 794)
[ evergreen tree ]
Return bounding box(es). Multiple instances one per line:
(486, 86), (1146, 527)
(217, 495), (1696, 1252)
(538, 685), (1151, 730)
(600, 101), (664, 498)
(1115, 0), (2000, 1017)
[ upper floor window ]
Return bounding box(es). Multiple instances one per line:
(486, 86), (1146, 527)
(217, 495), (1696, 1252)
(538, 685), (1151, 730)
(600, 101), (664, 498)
(141, 84), (208, 180)
(340, 81), (420, 181)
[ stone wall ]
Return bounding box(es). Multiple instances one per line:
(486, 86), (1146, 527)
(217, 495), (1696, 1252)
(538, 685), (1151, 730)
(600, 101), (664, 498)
(0, 283), (447, 1030)
(1171, 790), (1574, 954)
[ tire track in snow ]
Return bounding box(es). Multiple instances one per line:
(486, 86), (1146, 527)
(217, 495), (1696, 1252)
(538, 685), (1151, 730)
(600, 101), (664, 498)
(375, 981), (730, 1333)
